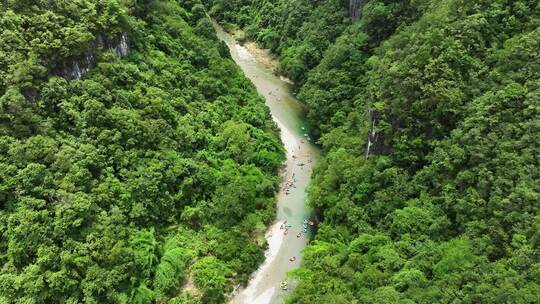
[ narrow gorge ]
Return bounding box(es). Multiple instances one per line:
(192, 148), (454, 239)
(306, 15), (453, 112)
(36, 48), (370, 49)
(1, 1), (538, 304)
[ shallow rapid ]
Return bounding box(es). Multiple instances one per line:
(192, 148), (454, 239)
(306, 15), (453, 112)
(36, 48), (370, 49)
(213, 25), (320, 304)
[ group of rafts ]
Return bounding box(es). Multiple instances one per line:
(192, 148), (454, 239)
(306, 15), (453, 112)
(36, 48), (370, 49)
(278, 219), (315, 290)
(302, 126), (311, 142)
(280, 127), (315, 290)
(285, 127), (313, 196)
(283, 174), (296, 195)
(285, 157), (313, 196)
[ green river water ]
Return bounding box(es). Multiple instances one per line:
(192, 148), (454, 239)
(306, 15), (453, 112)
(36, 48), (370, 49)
(214, 25), (321, 304)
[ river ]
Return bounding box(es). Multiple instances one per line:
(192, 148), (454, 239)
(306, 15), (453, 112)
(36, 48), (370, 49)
(213, 25), (321, 304)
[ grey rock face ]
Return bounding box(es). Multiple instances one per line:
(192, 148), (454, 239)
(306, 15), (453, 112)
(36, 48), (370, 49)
(56, 32), (130, 80)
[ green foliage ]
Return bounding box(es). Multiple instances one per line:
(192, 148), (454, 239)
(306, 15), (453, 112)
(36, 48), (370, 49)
(206, 0), (350, 84)
(167, 293), (202, 304)
(192, 256), (232, 303)
(129, 229), (159, 280)
(0, 0), (284, 303)
(154, 247), (191, 298)
(3, 0), (539, 302)
(211, 0), (540, 303)
(130, 284), (155, 304)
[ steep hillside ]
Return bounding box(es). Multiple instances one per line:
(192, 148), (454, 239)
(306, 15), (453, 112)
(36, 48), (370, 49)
(207, 0), (540, 303)
(0, 1), (284, 303)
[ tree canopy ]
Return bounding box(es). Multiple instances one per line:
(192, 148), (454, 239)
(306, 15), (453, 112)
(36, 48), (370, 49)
(0, 0), (284, 303)
(206, 0), (540, 303)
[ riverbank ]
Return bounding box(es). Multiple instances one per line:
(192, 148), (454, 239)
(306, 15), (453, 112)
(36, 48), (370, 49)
(243, 40), (279, 72)
(230, 31), (296, 85)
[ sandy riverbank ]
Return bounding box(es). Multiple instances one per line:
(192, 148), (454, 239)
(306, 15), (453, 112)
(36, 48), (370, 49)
(242, 41), (279, 72)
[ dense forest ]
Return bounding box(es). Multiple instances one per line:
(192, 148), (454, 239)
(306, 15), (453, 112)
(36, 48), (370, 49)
(2, 0), (539, 303)
(206, 0), (540, 303)
(0, 1), (285, 303)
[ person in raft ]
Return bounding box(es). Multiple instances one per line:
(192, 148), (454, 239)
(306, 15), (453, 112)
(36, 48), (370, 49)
(289, 256), (296, 262)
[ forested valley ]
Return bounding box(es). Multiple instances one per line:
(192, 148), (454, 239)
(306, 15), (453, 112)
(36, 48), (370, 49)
(1, 0), (539, 304)
(0, 1), (285, 303)
(205, 0), (540, 303)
